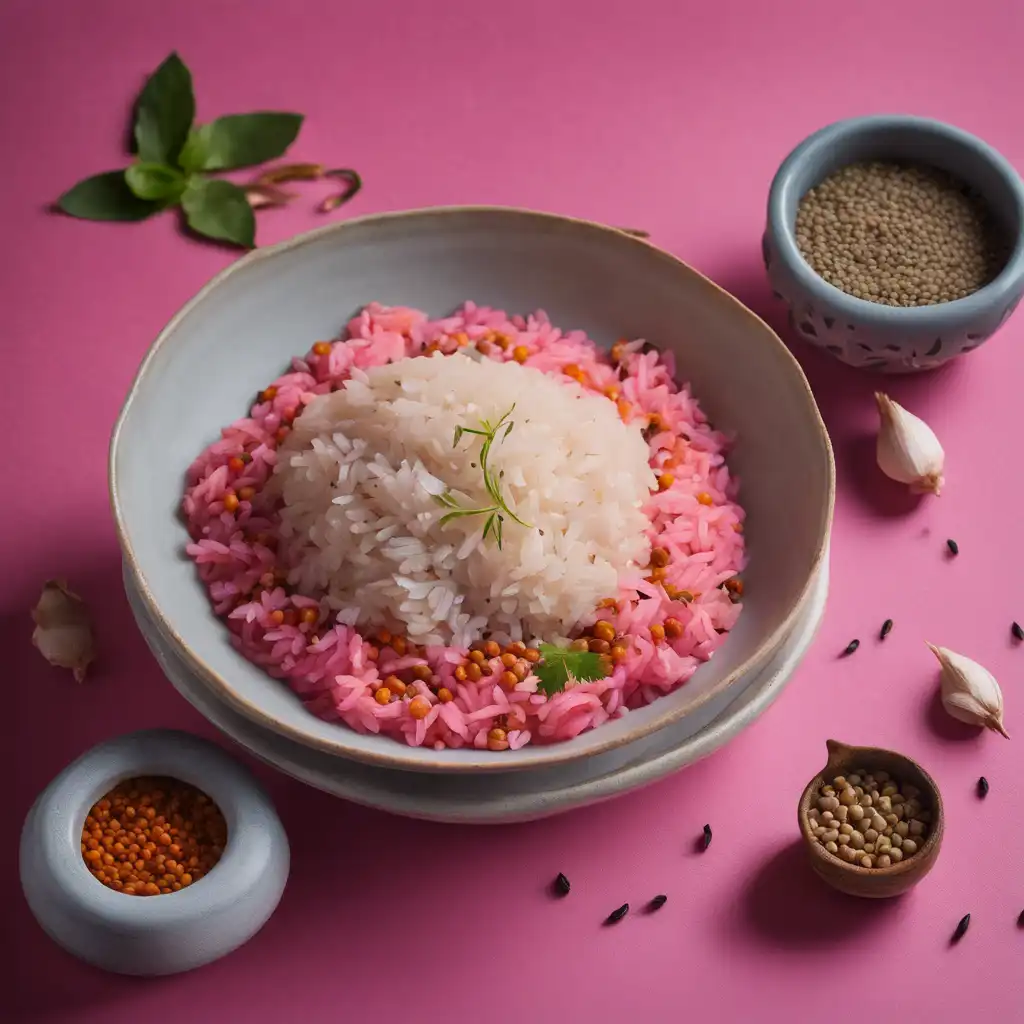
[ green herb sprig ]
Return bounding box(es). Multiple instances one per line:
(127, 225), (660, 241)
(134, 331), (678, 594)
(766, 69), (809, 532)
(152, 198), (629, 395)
(56, 52), (305, 248)
(435, 405), (530, 549)
(534, 643), (608, 696)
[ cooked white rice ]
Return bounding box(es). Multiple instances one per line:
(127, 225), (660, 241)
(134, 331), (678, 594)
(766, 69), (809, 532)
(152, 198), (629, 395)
(273, 352), (656, 646)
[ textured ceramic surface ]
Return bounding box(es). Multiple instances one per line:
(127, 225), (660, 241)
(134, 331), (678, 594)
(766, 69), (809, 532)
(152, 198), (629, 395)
(126, 557), (829, 823)
(797, 739), (944, 899)
(111, 207), (834, 773)
(764, 115), (1024, 372)
(19, 730), (289, 975)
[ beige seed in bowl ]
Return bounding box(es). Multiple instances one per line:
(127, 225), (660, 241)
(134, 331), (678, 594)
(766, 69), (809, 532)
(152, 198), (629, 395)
(809, 769), (930, 870)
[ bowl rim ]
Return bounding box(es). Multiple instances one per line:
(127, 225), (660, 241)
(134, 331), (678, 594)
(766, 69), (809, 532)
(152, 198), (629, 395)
(797, 741), (944, 880)
(109, 205), (836, 772)
(767, 113), (1024, 325)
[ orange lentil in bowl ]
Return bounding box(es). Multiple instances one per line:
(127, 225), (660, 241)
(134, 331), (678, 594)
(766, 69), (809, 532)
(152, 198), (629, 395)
(81, 777), (227, 896)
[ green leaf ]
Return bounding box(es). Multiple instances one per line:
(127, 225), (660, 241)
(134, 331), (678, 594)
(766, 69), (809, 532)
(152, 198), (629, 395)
(180, 178), (255, 248)
(124, 162), (186, 202)
(177, 127), (210, 174)
(534, 643), (608, 696)
(134, 52), (195, 165)
(187, 112), (304, 171)
(56, 171), (161, 221)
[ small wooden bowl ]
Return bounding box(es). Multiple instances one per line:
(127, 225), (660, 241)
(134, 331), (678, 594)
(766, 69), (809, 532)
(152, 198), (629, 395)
(797, 739), (944, 898)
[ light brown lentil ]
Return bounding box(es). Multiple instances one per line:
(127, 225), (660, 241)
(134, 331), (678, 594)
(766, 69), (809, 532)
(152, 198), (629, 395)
(795, 161), (1009, 307)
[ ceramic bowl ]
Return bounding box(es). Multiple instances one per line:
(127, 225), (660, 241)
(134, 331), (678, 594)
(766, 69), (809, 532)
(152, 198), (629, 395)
(764, 115), (1024, 372)
(798, 739), (944, 898)
(20, 729), (289, 975)
(110, 207), (834, 773)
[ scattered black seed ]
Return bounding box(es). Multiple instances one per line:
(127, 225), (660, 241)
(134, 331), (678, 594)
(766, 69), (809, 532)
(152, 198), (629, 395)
(977, 776), (989, 798)
(951, 913), (971, 943)
(553, 872), (571, 896)
(702, 823), (713, 850)
(842, 639), (861, 656)
(880, 619), (894, 640)
(604, 903), (629, 925)
(648, 894), (668, 911)
(946, 538), (959, 556)
(1013, 622), (1024, 642)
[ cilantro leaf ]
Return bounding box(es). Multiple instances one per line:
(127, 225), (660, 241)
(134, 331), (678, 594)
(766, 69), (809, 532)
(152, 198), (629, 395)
(534, 643), (608, 696)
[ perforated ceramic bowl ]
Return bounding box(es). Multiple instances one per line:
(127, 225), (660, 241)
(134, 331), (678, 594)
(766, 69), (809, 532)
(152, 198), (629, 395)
(764, 115), (1024, 372)
(111, 207), (834, 773)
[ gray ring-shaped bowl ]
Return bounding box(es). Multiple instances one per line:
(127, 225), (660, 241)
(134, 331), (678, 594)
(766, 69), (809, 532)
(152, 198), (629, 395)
(20, 729), (289, 976)
(764, 114), (1024, 372)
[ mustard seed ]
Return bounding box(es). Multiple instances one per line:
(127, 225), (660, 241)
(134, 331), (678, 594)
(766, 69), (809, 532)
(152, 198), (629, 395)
(795, 161), (1009, 307)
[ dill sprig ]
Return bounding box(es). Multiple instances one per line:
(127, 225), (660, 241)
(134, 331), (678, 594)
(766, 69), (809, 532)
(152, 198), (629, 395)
(435, 405), (530, 549)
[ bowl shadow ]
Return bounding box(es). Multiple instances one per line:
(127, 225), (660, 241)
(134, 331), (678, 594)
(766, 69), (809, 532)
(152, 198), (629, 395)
(734, 840), (901, 950)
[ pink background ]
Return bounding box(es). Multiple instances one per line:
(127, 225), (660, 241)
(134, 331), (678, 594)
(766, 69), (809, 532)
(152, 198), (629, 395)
(5, 0), (1023, 1020)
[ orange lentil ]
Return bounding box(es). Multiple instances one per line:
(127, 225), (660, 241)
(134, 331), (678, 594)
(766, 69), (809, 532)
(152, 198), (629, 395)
(468, 649), (486, 665)
(260, 386), (278, 402)
(512, 345), (530, 363)
(81, 777), (227, 897)
(488, 728), (507, 744)
(299, 607), (319, 626)
(493, 333), (511, 350)
(408, 696), (432, 719)
(650, 547), (670, 568)
(269, 610), (285, 625)
(610, 341), (628, 363)
(610, 644), (629, 663)
(466, 662), (483, 682)
(454, 665), (468, 682)
(238, 486), (256, 502)
(598, 598), (619, 610)
(732, 522), (744, 533)
(724, 578), (744, 597)
(476, 339), (493, 355)
(664, 618), (683, 639)
(500, 652), (518, 669)
(374, 686), (392, 705)
(377, 628), (392, 645)
(563, 363), (583, 380)
(275, 427), (290, 444)
(696, 492), (713, 506)
(500, 670), (519, 690)
(657, 473), (674, 491)
(411, 664), (433, 681)
(524, 647), (541, 663)
(365, 645), (379, 661)
(228, 456), (245, 472)
(650, 623), (666, 644)
(388, 678), (407, 697)
(603, 385), (620, 401)
(616, 399), (632, 421)
(437, 687), (455, 703)
(483, 640), (501, 659)
(391, 636), (407, 656)
(592, 621), (616, 644)
(313, 341), (332, 356)
(588, 638), (611, 655)
(507, 641), (527, 657)
(222, 491), (240, 513)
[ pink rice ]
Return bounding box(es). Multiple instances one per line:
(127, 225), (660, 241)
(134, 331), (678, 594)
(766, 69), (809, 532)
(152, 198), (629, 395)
(183, 303), (745, 750)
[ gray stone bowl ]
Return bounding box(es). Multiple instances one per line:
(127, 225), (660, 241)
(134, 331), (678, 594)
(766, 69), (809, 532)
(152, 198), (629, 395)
(20, 729), (289, 976)
(763, 115), (1024, 372)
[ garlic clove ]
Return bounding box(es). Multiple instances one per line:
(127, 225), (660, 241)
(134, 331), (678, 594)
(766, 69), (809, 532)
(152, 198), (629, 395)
(31, 579), (95, 683)
(875, 392), (945, 495)
(927, 642), (1008, 738)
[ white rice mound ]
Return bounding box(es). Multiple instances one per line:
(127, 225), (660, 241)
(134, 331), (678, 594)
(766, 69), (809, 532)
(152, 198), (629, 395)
(273, 353), (656, 647)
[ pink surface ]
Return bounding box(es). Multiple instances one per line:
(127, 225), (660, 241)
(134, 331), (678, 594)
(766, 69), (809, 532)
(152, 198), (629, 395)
(4, 0), (1023, 1020)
